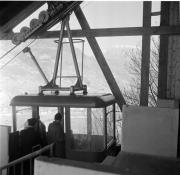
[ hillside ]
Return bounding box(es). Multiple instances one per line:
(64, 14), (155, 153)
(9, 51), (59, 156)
(0, 39), (131, 110)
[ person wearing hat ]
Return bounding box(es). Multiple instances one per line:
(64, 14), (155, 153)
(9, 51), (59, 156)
(47, 113), (65, 158)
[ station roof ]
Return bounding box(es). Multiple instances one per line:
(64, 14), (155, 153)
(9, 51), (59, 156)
(0, 2), (45, 35)
(0, 1), (33, 26)
(0, 1), (82, 40)
(10, 94), (116, 108)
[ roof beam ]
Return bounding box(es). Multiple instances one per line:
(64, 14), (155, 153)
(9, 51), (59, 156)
(0, 2), (44, 35)
(2, 25), (180, 40)
(75, 7), (126, 110)
(22, 26), (180, 38)
(38, 26), (180, 37)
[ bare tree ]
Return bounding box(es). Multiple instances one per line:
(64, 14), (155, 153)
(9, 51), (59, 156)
(124, 37), (159, 107)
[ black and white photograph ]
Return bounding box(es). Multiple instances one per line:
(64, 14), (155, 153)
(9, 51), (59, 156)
(0, 1), (180, 175)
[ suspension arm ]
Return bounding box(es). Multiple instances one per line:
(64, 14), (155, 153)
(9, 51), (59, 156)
(23, 47), (49, 84)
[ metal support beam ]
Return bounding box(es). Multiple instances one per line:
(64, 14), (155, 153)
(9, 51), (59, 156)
(75, 7), (126, 110)
(113, 104), (116, 141)
(66, 18), (83, 87)
(87, 108), (92, 150)
(23, 47), (49, 84)
(37, 26), (180, 38)
(65, 107), (71, 151)
(4, 26), (180, 40)
(12, 106), (17, 132)
(32, 106), (39, 118)
(52, 19), (66, 85)
(58, 107), (64, 130)
(103, 107), (107, 150)
(140, 1), (151, 106)
(158, 2), (170, 99)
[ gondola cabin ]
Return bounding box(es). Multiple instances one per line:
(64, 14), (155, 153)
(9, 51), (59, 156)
(10, 93), (117, 162)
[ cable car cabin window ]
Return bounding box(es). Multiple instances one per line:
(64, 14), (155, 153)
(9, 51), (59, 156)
(16, 107), (32, 131)
(70, 108), (87, 134)
(92, 108), (104, 136)
(69, 108), (105, 152)
(39, 107), (57, 131)
(91, 108), (104, 152)
(70, 108), (88, 150)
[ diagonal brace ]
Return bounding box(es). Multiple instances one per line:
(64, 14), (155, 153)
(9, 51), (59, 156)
(66, 17), (83, 87)
(75, 7), (126, 110)
(52, 18), (67, 85)
(23, 47), (49, 84)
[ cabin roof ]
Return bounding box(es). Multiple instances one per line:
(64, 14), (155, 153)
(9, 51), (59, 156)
(10, 93), (116, 108)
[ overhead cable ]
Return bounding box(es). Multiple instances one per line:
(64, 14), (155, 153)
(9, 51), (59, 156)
(0, 44), (18, 60)
(0, 39), (37, 71)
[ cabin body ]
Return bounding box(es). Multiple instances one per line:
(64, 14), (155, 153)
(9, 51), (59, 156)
(8, 93), (117, 163)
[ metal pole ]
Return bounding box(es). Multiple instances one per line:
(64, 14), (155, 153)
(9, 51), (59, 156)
(113, 104), (116, 141)
(65, 107), (71, 151)
(13, 165), (15, 175)
(23, 47), (49, 84)
(66, 18), (83, 87)
(59, 44), (63, 87)
(81, 40), (85, 82)
(87, 108), (92, 150)
(0, 144), (54, 171)
(103, 107), (107, 150)
(32, 106), (39, 118)
(12, 106), (17, 132)
(58, 107), (64, 129)
(52, 19), (66, 85)
(7, 167), (9, 175)
(30, 159), (32, 175)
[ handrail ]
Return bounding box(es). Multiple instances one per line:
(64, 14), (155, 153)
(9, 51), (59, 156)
(0, 143), (54, 172)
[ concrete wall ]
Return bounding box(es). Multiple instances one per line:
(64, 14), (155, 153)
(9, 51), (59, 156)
(121, 105), (179, 158)
(34, 156), (120, 175)
(0, 125), (11, 175)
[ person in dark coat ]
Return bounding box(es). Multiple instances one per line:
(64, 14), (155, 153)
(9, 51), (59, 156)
(25, 117), (47, 147)
(47, 113), (65, 158)
(34, 116), (47, 147)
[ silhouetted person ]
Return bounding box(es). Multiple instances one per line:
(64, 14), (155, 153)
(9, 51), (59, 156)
(22, 118), (40, 154)
(47, 113), (65, 158)
(35, 116), (47, 146)
(25, 117), (47, 147)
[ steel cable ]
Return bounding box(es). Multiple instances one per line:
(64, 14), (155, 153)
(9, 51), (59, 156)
(0, 39), (37, 71)
(0, 44), (18, 60)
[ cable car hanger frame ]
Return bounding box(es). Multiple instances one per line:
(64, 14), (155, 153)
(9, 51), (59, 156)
(23, 15), (87, 96)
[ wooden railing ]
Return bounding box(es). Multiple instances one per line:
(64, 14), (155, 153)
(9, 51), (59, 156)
(0, 144), (54, 175)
